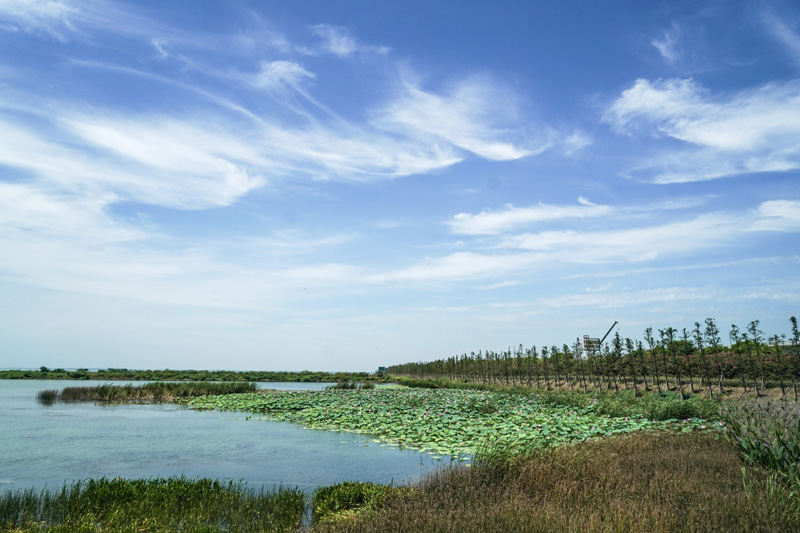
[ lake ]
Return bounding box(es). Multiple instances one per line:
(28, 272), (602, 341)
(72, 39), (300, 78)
(0, 380), (450, 493)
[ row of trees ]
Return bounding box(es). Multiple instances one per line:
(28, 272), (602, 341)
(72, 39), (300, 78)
(387, 317), (800, 400)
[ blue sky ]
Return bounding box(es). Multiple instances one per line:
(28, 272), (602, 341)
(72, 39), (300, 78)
(1, 0), (799, 371)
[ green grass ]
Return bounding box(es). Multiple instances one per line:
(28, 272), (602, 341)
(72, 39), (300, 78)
(0, 477), (304, 532)
(311, 482), (407, 526)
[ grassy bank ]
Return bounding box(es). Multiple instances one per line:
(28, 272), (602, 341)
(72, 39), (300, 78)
(0, 477), (304, 532)
(37, 381), (257, 405)
(315, 430), (797, 533)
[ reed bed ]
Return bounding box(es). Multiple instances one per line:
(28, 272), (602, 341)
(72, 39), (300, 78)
(0, 477), (304, 532)
(37, 381), (256, 404)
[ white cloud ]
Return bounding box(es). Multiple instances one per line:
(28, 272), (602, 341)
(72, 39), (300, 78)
(447, 198), (612, 235)
(500, 214), (734, 261)
(369, 252), (540, 283)
(309, 24), (388, 56)
(374, 75), (548, 161)
(0, 0), (79, 40)
(500, 200), (800, 263)
(311, 24), (357, 56)
(250, 60), (315, 91)
(373, 200), (800, 284)
(605, 78), (800, 182)
(652, 23), (681, 64)
(0, 182), (141, 243)
(562, 130), (593, 154)
(0, 111), (267, 209)
(474, 280), (520, 290)
(749, 200), (800, 232)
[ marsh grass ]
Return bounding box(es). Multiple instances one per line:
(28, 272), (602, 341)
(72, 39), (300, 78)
(721, 397), (800, 510)
(314, 431), (798, 533)
(0, 477), (304, 532)
(37, 381), (256, 404)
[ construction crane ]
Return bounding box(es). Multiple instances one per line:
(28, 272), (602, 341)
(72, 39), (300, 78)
(583, 321), (618, 354)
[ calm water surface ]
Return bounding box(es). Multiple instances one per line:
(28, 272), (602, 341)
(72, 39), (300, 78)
(0, 380), (449, 493)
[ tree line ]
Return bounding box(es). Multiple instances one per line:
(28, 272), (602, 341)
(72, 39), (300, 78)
(387, 317), (800, 400)
(0, 368), (386, 383)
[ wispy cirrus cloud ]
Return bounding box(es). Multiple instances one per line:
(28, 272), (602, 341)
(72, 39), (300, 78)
(374, 75), (551, 161)
(652, 22), (682, 65)
(0, 0), (80, 40)
(760, 5), (800, 68)
(447, 197), (611, 235)
(499, 200), (800, 260)
(248, 60), (316, 91)
(605, 77), (800, 182)
(372, 199), (800, 283)
(307, 24), (389, 57)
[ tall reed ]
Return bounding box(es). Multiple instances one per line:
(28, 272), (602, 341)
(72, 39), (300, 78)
(37, 381), (257, 404)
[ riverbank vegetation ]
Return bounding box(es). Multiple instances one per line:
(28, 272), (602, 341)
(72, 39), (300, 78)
(36, 381), (257, 405)
(1, 368), (387, 383)
(0, 477), (304, 532)
(314, 430), (797, 532)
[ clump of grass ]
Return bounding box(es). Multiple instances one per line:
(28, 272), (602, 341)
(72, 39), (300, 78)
(314, 431), (798, 533)
(0, 477), (304, 532)
(38, 382), (257, 404)
(312, 481), (403, 525)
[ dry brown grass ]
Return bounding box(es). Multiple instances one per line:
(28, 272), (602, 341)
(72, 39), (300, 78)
(315, 431), (796, 533)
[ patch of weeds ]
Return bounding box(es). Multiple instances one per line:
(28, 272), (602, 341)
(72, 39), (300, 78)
(312, 481), (405, 525)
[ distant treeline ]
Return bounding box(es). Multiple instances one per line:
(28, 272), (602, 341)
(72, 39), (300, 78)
(388, 317), (800, 399)
(0, 368), (387, 383)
